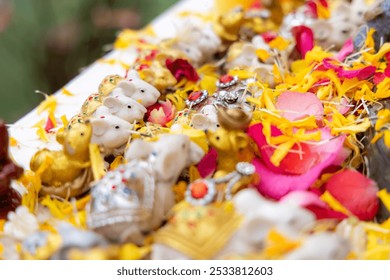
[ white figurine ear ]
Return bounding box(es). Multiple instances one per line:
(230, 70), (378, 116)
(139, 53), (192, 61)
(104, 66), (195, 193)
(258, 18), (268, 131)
(117, 81), (137, 98)
(127, 70), (140, 79)
(125, 139), (153, 162)
(91, 118), (109, 136)
(191, 114), (212, 130)
(103, 97), (122, 114)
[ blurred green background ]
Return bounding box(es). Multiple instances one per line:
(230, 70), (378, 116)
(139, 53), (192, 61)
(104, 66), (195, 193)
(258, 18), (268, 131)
(0, 0), (177, 123)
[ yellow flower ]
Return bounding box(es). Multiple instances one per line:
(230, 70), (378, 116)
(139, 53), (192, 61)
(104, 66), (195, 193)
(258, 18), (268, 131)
(325, 109), (371, 135)
(376, 77), (390, 99)
(256, 49), (271, 62)
(377, 189), (390, 212)
(37, 95), (57, 115)
(263, 229), (301, 259)
(61, 88), (74, 96)
(268, 36), (289, 51)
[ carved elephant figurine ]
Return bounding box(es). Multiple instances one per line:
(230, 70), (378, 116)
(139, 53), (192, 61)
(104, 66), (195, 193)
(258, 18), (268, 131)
(87, 134), (203, 244)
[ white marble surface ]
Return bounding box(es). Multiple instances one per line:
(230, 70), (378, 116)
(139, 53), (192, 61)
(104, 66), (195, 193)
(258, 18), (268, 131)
(9, 0), (214, 170)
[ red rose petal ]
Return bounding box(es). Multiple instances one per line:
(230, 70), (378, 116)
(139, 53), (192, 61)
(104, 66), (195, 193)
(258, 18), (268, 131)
(166, 58), (199, 82)
(197, 148), (218, 178)
(335, 39), (353, 62)
(374, 72), (386, 84)
(260, 31), (278, 43)
(292, 25), (314, 58)
(44, 117), (55, 133)
(325, 169), (379, 220)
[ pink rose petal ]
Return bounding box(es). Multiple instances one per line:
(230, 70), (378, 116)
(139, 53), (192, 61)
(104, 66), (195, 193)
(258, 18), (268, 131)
(147, 100), (175, 127)
(249, 124), (346, 200)
(338, 66), (376, 80)
(335, 39), (353, 61)
(322, 58), (342, 72)
(276, 91), (324, 121)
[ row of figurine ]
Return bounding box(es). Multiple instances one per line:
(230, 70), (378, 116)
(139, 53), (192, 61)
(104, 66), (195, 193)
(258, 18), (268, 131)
(0, 121), (353, 260)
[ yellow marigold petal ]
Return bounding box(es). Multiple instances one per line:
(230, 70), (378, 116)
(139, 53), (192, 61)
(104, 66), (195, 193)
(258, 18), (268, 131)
(197, 64), (219, 77)
(375, 109), (390, 130)
(40, 195), (66, 219)
(290, 59), (308, 73)
(98, 58), (130, 69)
(378, 189), (390, 211)
(61, 88), (74, 96)
(268, 36), (289, 51)
(273, 64), (283, 84)
(9, 137), (18, 147)
(37, 95), (57, 115)
(332, 118), (371, 134)
(270, 140), (295, 167)
(263, 89), (276, 111)
(320, 190), (351, 216)
(89, 143), (106, 180)
(0, 219), (5, 232)
(200, 75), (218, 93)
(371, 131), (384, 144)
(36, 126), (48, 142)
(60, 115), (69, 127)
(110, 156), (124, 170)
(305, 46), (332, 64)
(228, 68), (256, 79)
(262, 119), (272, 144)
(365, 28), (376, 52)
(317, 2), (330, 19)
(384, 130), (390, 148)
(256, 49), (271, 62)
(189, 165), (201, 183)
(264, 229), (301, 259)
(119, 244), (151, 260)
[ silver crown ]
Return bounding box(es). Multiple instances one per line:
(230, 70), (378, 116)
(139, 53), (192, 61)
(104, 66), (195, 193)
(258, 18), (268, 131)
(87, 159), (155, 243)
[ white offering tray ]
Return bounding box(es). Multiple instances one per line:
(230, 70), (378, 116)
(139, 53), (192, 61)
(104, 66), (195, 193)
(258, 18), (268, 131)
(9, 0), (214, 170)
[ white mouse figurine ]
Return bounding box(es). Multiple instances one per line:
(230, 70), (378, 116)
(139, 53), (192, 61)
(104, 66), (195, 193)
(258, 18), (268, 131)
(109, 70), (160, 108)
(90, 114), (133, 156)
(191, 105), (220, 131)
(94, 96), (147, 124)
(176, 19), (221, 63)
